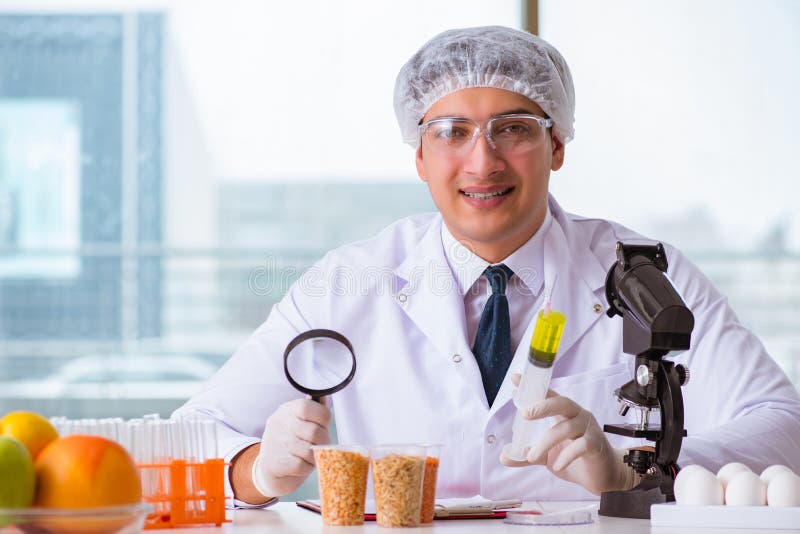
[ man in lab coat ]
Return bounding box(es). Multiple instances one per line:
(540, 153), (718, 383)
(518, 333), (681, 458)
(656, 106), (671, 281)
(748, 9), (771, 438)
(174, 26), (800, 506)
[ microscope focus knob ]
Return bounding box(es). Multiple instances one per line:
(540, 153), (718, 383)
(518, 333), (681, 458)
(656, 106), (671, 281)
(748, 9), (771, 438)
(675, 364), (690, 386)
(636, 364), (654, 387)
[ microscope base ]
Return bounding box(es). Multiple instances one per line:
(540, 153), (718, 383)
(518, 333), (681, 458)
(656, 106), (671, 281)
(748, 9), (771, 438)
(598, 472), (674, 519)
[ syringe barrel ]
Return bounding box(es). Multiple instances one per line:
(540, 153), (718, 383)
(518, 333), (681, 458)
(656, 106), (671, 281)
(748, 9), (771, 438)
(503, 309), (566, 463)
(503, 363), (554, 461)
(515, 358), (554, 408)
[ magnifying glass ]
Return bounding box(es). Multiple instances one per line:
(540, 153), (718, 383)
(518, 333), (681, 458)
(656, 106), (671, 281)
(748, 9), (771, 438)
(283, 329), (357, 402)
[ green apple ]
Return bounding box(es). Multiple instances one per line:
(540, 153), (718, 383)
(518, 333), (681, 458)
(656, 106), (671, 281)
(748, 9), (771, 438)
(0, 435), (36, 508)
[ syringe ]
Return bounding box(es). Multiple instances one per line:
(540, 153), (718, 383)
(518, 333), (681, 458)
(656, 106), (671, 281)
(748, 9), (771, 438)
(502, 305), (566, 462)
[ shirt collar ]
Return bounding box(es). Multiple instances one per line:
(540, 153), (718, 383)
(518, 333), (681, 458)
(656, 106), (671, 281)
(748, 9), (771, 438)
(441, 208), (552, 296)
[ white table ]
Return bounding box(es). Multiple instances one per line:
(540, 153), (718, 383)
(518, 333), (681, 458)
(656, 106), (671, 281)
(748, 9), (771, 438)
(166, 501), (795, 533)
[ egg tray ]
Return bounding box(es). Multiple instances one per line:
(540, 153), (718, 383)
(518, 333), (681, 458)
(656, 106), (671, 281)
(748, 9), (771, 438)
(651, 503), (800, 529)
(137, 458), (230, 529)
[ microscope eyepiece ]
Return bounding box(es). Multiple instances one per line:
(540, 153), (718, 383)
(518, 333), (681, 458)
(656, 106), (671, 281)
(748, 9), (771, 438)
(605, 242), (694, 356)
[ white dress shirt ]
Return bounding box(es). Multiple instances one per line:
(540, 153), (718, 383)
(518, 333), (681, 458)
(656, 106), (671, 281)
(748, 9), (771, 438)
(441, 211), (552, 354)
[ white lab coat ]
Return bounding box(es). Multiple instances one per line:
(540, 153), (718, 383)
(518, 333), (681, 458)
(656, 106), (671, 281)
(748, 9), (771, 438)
(175, 195), (800, 501)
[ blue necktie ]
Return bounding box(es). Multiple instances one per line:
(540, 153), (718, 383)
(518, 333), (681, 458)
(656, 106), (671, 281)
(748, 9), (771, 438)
(472, 264), (514, 407)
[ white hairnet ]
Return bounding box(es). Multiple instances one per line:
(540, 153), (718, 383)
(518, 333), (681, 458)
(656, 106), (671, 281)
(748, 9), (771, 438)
(394, 25), (575, 147)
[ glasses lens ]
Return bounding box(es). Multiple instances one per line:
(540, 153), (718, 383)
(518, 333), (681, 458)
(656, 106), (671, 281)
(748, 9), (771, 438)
(421, 119), (476, 153)
(489, 116), (546, 154)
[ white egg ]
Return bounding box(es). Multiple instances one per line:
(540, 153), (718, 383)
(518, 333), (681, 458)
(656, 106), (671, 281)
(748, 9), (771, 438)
(675, 466), (724, 505)
(717, 462), (751, 490)
(760, 464), (793, 485)
(674, 465), (709, 502)
(767, 471), (800, 507)
(725, 470), (767, 506)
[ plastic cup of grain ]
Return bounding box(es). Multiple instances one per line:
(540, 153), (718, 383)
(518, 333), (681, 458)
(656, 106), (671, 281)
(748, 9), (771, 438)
(311, 444), (370, 526)
(370, 444), (426, 528)
(419, 444), (442, 523)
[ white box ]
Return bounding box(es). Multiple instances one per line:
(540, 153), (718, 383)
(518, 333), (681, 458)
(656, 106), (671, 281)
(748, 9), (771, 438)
(651, 503), (800, 530)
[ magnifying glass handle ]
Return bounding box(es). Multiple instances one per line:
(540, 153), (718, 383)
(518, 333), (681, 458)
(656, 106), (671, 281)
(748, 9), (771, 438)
(311, 395), (323, 403)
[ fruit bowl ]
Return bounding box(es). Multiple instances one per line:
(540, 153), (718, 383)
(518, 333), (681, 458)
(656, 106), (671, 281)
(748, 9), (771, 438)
(0, 503), (151, 534)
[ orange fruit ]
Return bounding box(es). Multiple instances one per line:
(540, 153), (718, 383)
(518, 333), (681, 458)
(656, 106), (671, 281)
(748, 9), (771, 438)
(0, 411), (58, 459)
(34, 435), (142, 508)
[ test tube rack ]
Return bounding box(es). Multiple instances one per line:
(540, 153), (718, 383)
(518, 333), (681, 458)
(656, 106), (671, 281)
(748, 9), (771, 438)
(138, 458), (229, 529)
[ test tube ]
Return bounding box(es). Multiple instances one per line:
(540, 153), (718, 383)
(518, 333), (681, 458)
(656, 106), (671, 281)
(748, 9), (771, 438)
(127, 418), (144, 462)
(79, 418), (98, 435)
(97, 418), (115, 441)
(503, 308), (566, 462)
(118, 420), (132, 454)
(169, 417), (185, 461)
(200, 419), (218, 460)
(49, 416), (67, 436)
(174, 416), (202, 515)
(157, 420), (174, 512)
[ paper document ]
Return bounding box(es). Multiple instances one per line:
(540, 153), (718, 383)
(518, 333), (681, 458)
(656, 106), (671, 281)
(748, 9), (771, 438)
(296, 496), (524, 520)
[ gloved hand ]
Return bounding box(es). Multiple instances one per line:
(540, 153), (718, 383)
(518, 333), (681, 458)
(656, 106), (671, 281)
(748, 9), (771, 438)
(500, 375), (637, 495)
(251, 397), (332, 498)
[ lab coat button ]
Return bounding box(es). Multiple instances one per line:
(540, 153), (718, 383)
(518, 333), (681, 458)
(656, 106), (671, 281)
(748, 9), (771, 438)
(487, 434), (496, 444)
(452, 354), (463, 363)
(398, 293), (408, 303)
(593, 303), (602, 313)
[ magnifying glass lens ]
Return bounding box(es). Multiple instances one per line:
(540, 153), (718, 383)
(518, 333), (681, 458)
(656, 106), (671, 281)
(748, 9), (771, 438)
(283, 330), (357, 400)
(286, 338), (352, 390)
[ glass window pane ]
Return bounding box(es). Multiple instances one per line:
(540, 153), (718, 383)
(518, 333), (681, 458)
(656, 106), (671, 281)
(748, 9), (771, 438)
(0, 2), (524, 422)
(540, 0), (800, 384)
(0, 99), (81, 278)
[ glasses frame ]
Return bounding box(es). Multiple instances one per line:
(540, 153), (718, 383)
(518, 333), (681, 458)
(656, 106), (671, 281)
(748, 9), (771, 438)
(418, 113), (555, 155)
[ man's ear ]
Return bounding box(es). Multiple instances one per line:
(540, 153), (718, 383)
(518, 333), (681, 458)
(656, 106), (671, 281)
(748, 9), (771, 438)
(415, 145), (428, 183)
(550, 135), (565, 171)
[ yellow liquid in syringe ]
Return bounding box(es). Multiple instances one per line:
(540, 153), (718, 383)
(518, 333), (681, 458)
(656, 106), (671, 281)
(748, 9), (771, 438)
(502, 309), (566, 462)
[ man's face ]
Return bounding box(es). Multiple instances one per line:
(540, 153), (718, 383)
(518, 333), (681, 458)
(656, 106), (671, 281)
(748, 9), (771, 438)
(415, 87), (564, 262)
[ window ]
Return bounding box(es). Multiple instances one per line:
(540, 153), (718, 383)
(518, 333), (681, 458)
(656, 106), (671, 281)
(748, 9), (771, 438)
(0, 100), (81, 278)
(0, 1), (523, 419)
(540, 0), (800, 383)
(2, 0), (797, 410)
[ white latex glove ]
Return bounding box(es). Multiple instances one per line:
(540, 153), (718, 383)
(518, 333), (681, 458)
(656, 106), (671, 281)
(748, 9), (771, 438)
(500, 374), (637, 496)
(251, 396), (331, 498)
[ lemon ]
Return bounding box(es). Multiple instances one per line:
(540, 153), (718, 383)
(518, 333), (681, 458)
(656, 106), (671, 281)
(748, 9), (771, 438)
(0, 411), (59, 459)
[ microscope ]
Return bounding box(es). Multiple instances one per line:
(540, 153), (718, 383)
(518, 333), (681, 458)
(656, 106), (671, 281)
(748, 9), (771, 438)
(598, 242), (695, 519)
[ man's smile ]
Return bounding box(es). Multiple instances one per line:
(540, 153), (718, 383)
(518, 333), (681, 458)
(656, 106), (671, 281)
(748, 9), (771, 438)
(460, 186), (515, 199)
(459, 185), (515, 206)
